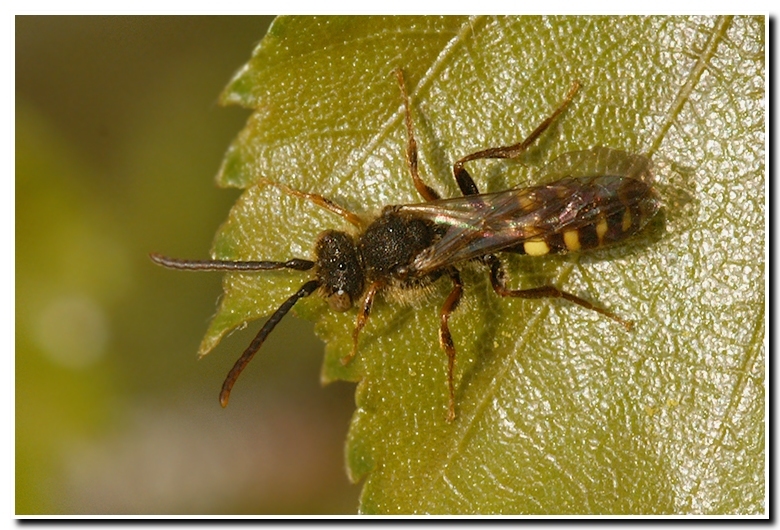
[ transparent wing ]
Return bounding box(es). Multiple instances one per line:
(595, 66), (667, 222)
(399, 148), (655, 274)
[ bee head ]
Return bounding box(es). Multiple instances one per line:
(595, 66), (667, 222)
(314, 230), (365, 312)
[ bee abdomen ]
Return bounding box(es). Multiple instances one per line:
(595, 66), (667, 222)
(515, 176), (660, 256)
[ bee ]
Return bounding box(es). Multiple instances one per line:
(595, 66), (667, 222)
(151, 69), (662, 422)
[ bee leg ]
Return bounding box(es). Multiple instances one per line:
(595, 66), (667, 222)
(341, 281), (382, 365)
(486, 255), (633, 331)
(452, 81), (581, 197)
(439, 268), (464, 422)
(257, 178), (362, 228)
(394, 68), (441, 202)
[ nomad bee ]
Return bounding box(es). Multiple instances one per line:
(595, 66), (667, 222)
(151, 69), (661, 421)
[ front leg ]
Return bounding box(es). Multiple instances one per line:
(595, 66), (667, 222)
(341, 281), (383, 365)
(395, 68), (441, 202)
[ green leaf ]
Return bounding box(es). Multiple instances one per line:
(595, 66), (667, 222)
(204, 16), (765, 514)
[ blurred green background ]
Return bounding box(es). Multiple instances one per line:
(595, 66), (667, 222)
(16, 16), (360, 514)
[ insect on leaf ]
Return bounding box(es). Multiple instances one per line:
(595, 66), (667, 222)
(203, 16), (765, 514)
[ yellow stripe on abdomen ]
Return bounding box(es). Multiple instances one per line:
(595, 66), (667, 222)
(621, 209), (632, 232)
(523, 239), (550, 256)
(596, 218), (608, 245)
(563, 230), (581, 252)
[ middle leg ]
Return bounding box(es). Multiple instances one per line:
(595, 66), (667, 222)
(439, 268), (464, 422)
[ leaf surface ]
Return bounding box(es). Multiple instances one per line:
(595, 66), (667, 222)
(205, 16), (765, 514)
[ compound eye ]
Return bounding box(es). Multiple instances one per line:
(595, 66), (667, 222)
(327, 291), (353, 312)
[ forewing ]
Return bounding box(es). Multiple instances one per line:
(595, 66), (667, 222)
(399, 187), (549, 273)
(401, 171), (653, 274)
